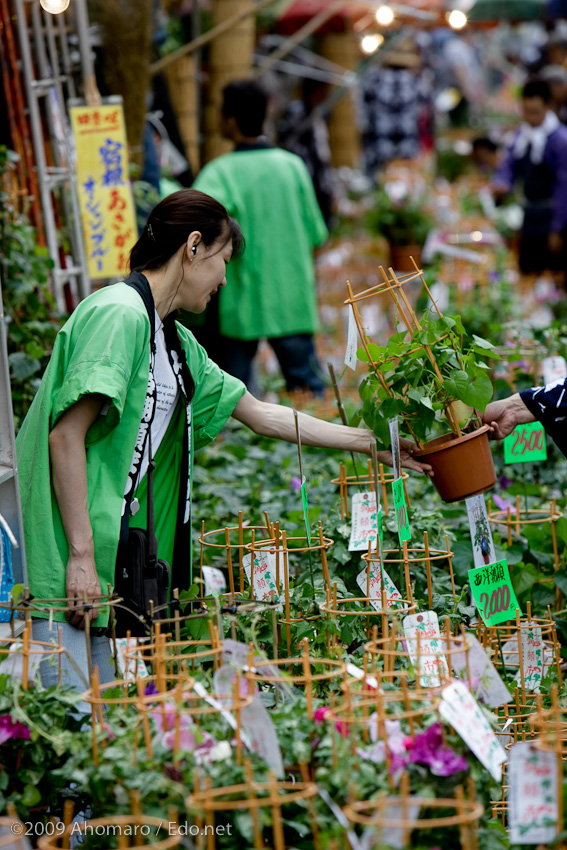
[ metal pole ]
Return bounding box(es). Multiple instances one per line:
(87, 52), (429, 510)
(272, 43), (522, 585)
(74, 0), (101, 106)
(14, 0), (65, 311)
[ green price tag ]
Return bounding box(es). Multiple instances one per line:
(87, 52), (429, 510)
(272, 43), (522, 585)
(378, 505), (383, 545)
(468, 559), (522, 626)
(503, 422), (547, 464)
(392, 477), (411, 545)
(300, 476), (311, 546)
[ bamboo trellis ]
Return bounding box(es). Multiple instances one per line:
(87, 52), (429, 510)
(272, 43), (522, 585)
(332, 460), (410, 518)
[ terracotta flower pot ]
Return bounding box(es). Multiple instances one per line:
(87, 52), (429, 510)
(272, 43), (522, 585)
(389, 244), (423, 272)
(412, 424), (496, 503)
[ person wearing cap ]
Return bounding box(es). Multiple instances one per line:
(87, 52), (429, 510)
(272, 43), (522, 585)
(492, 78), (567, 280)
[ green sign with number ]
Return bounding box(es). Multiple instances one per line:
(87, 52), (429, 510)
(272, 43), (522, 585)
(468, 559), (521, 626)
(503, 422), (547, 464)
(300, 476), (311, 546)
(392, 477), (411, 545)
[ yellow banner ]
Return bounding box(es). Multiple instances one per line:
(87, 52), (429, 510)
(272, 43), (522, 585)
(70, 102), (137, 279)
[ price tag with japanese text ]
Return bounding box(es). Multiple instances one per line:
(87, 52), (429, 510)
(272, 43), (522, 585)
(514, 623), (545, 693)
(468, 559), (521, 625)
(439, 679), (506, 782)
(356, 561), (403, 611)
(202, 566), (227, 598)
(344, 308), (358, 370)
(504, 422), (547, 464)
(542, 355), (567, 385)
(449, 633), (510, 708)
(509, 741), (558, 844)
(115, 638), (149, 682)
(349, 492), (382, 551)
(242, 552), (288, 610)
(392, 477), (411, 545)
(403, 611), (448, 688)
(466, 494), (496, 569)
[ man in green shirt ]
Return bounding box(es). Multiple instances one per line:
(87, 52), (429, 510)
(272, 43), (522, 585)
(193, 79), (328, 396)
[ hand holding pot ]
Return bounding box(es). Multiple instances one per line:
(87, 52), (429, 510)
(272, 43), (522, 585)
(483, 393), (535, 440)
(377, 438), (434, 477)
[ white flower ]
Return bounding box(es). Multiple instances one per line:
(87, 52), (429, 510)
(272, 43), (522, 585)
(209, 740), (232, 762)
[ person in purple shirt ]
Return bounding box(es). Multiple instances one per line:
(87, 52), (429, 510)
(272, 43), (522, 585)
(493, 79), (567, 281)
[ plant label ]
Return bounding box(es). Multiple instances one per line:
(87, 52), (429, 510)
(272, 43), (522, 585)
(465, 494), (496, 568)
(114, 637), (149, 682)
(345, 307), (358, 370)
(349, 492), (382, 551)
(514, 623), (545, 693)
(242, 697), (285, 779)
(392, 477), (411, 545)
(468, 559), (521, 625)
(449, 633), (511, 708)
(346, 662), (379, 691)
(356, 561), (403, 611)
(202, 566), (226, 598)
(360, 801), (421, 850)
(542, 355), (567, 385)
(503, 422), (547, 464)
(439, 679), (507, 782)
(242, 551), (287, 609)
(509, 741), (558, 844)
(403, 611), (449, 688)
(299, 476), (311, 546)
(388, 417), (401, 480)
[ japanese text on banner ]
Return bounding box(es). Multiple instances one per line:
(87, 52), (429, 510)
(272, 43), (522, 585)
(70, 102), (137, 279)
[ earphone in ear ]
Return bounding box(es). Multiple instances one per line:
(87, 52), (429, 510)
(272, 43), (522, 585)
(191, 245), (197, 256)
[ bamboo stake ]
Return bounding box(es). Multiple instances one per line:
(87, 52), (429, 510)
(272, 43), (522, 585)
(225, 527), (236, 597)
(282, 531), (291, 657)
(424, 530), (433, 610)
(516, 610), (525, 704)
(238, 511), (244, 592)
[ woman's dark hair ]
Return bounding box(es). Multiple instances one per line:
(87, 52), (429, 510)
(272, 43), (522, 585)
(129, 188), (244, 272)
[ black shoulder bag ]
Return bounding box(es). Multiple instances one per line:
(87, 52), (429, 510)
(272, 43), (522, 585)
(113, 272), (195, 638)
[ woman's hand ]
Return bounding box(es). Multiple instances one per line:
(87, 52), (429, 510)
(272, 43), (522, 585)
(483, 393), (535, 440)
(66, 552), (102, 629)
(377, 438), (434, 477)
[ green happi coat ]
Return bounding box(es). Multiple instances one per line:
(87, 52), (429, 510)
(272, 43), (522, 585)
(193, 147), (328, 340)
(16, 283), (245, 627)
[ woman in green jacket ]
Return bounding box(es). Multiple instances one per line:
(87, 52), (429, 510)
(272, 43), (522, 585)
(17, 189), (431, 690)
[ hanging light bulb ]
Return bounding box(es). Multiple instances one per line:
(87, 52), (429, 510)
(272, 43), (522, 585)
(361, 34), (384, 55)
(375, 5), (395, 26)
(446, 9), (468, 29)
(40, 0), (71, 14)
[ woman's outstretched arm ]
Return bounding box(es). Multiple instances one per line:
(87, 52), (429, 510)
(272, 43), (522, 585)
(232, 392), (433, 476)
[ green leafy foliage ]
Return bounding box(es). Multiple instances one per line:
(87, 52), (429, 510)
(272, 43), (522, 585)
(0, 147), (63, 428)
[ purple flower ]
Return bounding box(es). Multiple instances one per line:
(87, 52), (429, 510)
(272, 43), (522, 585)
(492, 494), (516, 513)
(145, 682), (158, 696)
(290, 476), (302, 492)
(405, 723), (467, 777)
(499, 475), (513, 490)
(0, 715), (30, 745)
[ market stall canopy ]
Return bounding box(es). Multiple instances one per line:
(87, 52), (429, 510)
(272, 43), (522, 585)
(467, 0), (548, 20)
(275, 0), (370, 33)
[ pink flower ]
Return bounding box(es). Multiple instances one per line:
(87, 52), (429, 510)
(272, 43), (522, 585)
(291, 476), (302, 492)
(163, 725), (196, 752)
(314, 707), (331, 724)
(0, 715), (30, 745)
(405, 723), (467, 777)
(492, 494), (516, 514)
(102, 723), (115, 741)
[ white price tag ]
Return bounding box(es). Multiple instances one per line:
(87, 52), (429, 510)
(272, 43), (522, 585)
(202, 566), (227, 597)
(509, 741), (558, 844)
(466, 495), (496, 569)
(349, 492), (380, 551)
(542, 356), (567, 386)
(345, 308), (358, 370)
(242, 551), (287, 609)
(388, 417), (401, 480)
(439, 679), (506, 782)
(403, 611), (449, 688)
(356, 562), (403, 612)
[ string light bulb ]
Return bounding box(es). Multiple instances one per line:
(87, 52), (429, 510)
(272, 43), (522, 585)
(375, 5), (395, 25)
(361, 34), (384, 55)
(40, 0), (70, 14)
(446, 9), (467, 29)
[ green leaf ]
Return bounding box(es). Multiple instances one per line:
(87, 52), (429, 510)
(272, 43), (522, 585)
(21, 784), (41, 807)
(9, 352), (41, 381)
(472, 334), (496, 350)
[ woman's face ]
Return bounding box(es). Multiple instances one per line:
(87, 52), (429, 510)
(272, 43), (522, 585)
(181, 235), (233, 314)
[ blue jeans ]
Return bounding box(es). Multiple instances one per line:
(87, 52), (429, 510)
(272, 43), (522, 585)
(33, 619), (114, 701)
(223, 334), (325, 395)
